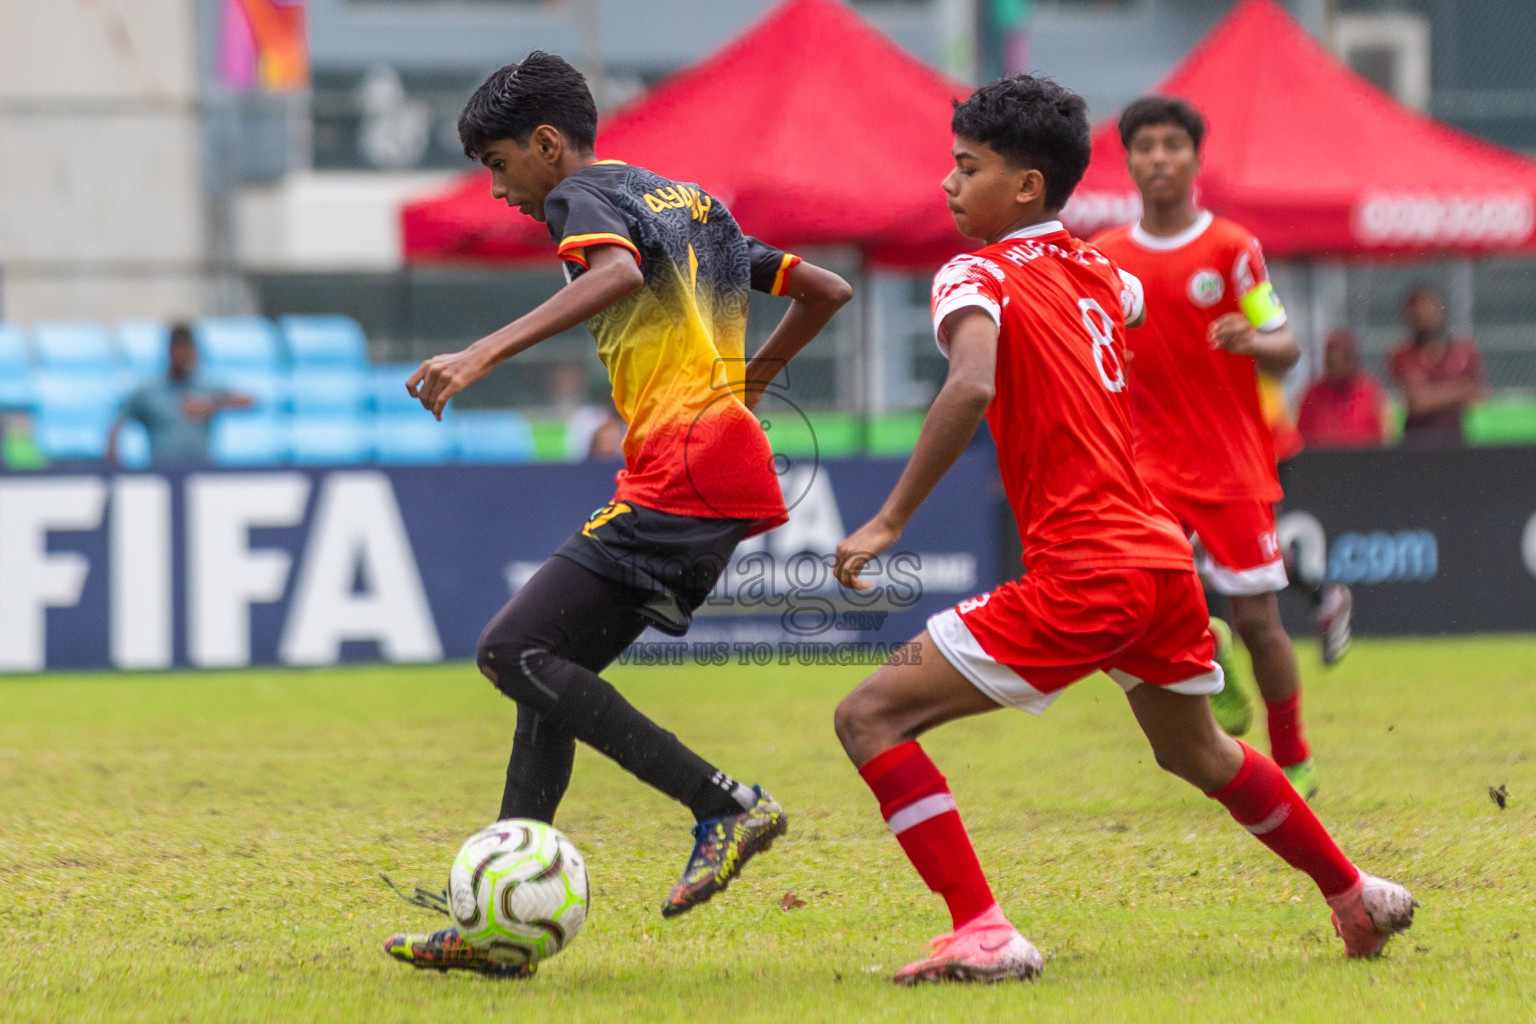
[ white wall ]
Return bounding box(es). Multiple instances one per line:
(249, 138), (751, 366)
(0, 0), (207, 321)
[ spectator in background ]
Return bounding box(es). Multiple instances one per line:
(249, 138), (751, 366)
(1297, 330), (1388, 449)
(1388, 285), (1488, 447)
(108, 324), (251, 466)
(547, 359), (625, 460)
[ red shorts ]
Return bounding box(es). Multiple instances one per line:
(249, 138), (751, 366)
(927, 567), (1223, 715)
(1156, 493), (1287, 596)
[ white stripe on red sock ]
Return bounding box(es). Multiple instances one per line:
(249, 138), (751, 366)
(886, 792), (958, 836)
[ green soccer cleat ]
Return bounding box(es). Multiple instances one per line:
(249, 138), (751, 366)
(383, 926), (537, 979)
(661, 785), (787, 918)
(1207, 617), (1253, 737)
(1282, 758), (1321, 802)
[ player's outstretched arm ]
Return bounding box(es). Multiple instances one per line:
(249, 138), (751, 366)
(1208, 314), (1300, 376)
(740, 261), (853, 411)
(834, 308), (997, 591)
(407, 244), (644, 419)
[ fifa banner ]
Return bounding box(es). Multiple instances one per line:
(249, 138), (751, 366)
(0, 456), (998, 672)
(1277, 447), (1536, 635)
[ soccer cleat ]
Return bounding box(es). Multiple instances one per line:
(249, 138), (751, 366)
(1282, 757), (1321, 802)
(383, 926), (537, 979)
(660, 785), (786, 918)
(1207, 618), (1253, 737)
(1326, 873), (1419, 958)
(1317, 583), (1354, 666)
(893, 905), (1043, 985)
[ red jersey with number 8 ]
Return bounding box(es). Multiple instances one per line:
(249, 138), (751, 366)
(930, 220), (1192, 575)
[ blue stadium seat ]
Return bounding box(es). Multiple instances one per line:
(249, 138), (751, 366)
(0, 324), (34, 410)
(219, 369), (289, 414)
(0, 324), (29, 370)
(280, 315), (369, 369)
(116, 419), (152, 469)
(289, 415), (372, 465)
(35, 369), (128, 417)
(34, 407), (113, 461)
(211, 413), (289, 466)
(289, 368), (370, 416)
(195, 318), (282, 372)
(454, 410), (537, 463)
(32, 321), (116, 372)
(372, 364), (426, 416)
(116, 321), (170, 377)
(375, 414), (455, 464)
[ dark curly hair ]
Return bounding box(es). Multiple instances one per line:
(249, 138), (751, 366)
(458, 51), (597, 160)
(1117, 96), (1206, 152)
(951, 75), (1091, 212)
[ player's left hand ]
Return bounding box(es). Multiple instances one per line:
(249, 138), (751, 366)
(834, 516), (902, 592)
(407, 347), (494, 420)
(1208, 313), (1257, 355)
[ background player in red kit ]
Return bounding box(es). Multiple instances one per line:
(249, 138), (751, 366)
(830, 75), (1414, 986)
(1094, 97), (1346, 801)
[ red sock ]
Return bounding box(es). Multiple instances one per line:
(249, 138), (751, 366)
(1265, 691), (1311, 767)
(859, 741), (996, 929)
(1208, 741), (1359, 898)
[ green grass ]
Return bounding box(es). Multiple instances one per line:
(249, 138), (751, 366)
(2, 638), (1533, 1022)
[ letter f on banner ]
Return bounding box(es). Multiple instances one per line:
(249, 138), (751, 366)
(0, 478), (107, 671)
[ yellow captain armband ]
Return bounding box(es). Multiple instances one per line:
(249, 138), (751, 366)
(1240, 281), (1286, 330)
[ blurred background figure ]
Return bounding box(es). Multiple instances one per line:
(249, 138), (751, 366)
(547, 360), (624, 460)
(1297, 329), (1388, 449)
(109, 325), (253, 467)
(586, 413), (626, 460)
(1389, 285), (1488, 448)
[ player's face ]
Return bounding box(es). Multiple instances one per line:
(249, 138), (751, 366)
(481, 135), (562, 222)
(942, 137), (1037, 242)
(1125, 123), (1200, 206)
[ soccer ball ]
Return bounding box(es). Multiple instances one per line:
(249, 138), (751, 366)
(447, 819), (590, 966)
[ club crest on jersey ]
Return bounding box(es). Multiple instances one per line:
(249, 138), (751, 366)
(1187, 269), (1225, 307)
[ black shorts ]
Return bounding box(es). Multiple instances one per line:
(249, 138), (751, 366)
(552, 501), (755, 637)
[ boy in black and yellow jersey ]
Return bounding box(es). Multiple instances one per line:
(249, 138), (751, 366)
(386, 52), (851, 976)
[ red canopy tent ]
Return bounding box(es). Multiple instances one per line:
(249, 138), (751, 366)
(402, 0), (971, 268)
(1064, 0), (1536, 258)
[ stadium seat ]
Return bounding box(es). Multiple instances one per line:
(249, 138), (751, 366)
(116, 321), (170, 377)
(280, 315), (369, 369)
(219, 369), (289, 414)
(372, 364), (426, 416)
(195, 318), (282, 372)
(289, 415), (372, 465)
(454, 410), (537, 463)
(211, 413), (289, 466)
(32, 321), (116, 372)
(116, 419), (152, 469)
(34, 407), (113, 461)
(289, 367), (370, 416)
(374, 415), (456, 464)
(35, 369), (128, 417)
(0, 324), (34, 410)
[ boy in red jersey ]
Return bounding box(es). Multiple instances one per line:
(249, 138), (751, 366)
(1094, 97), (1350, 799)
(832, 75), (1414, 986)
(385, 53), (852, 975)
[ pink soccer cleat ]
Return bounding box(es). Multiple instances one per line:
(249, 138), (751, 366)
(892, 905), (1043, 985)
(1326, 872), (1419, 958)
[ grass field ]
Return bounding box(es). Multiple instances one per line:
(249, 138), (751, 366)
(2, 637), (1533, 1022)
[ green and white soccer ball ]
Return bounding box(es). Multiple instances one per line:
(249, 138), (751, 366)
(447, 819), (590, 967)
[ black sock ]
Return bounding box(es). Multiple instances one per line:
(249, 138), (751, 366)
(689, 769), (755, 822)
(531, 657), (746, 822)
(499, 706), (576, 824)
(477, 556), (756, 823)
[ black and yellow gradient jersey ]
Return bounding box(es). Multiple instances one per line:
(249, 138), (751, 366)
(545, 160), (799, 532)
